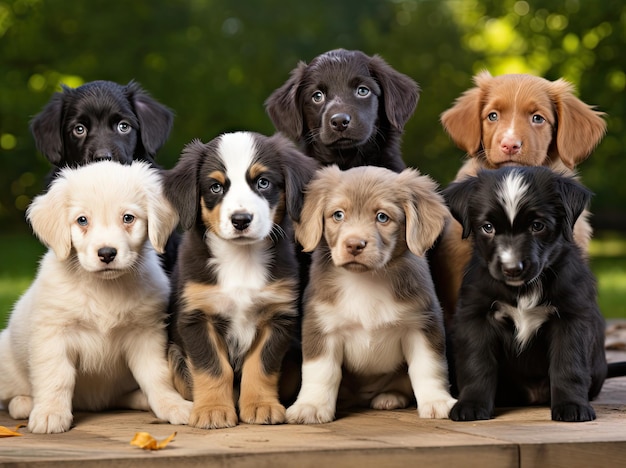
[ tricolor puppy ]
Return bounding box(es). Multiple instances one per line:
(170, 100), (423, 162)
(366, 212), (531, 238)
(163, 131), (318, 429)
(443, 166), (607, 422)
(0, 161), (191, 434)
(286, 165), (455, 424)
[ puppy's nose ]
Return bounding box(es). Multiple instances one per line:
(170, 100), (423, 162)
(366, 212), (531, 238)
(500, 136), (521, 155)
(231, 212), (253, 231)
(346, 237), (367, 256)
(502, 261), (524, 278)
(94, 149), (113, 161)
(330, 113), (351, 132)
(98, 247), (117, 264)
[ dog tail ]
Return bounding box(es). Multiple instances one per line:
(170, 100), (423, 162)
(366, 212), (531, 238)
(607, 361), (626, 378)
(168, 343), (194, 401)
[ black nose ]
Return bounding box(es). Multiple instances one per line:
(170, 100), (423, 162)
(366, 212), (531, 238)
(94, 149), (113, 161)
(502, 261), (524, 278)
(98, 247), (117, 264)
(231, 212), (253, 231)
(330, 113), (351, 132)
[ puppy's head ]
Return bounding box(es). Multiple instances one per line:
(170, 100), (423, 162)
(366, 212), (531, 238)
(441, 71), (606, 169)
(265, 49), (419, 151)
(30, 80), (173, 166)
(26, 161), (179, 278)
(443, 166), (591, 287)
(164, 132), (318, 243)
(295, 165), (447, 272)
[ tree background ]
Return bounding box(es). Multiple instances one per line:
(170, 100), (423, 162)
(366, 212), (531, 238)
(1, 0), (624, 233)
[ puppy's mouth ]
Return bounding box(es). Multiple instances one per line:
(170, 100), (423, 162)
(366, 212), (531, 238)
(340, 261), (372, 273)
(95, 268), (126, 280)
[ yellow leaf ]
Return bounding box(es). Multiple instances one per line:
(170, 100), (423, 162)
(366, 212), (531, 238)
(130, 431), (177, 450)
(0, 425), (24, 437)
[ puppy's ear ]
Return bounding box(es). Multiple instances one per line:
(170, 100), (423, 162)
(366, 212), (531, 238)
(398, 169), (448, 256)
(265, 62), (308, 140)
(125, 81), (174, 158)
(440, 71), (491, 156)
(273, 134), (320, 222)
(549, 79), (606, 169)
(295, 165), (341, 252)
(163, 140), (204, 230)
(30, 90), (67, 165)
(442, 177), (477, 239)
(140, 165), (180, 254)
(26, 176), (72, 260)
(368, 54), (420, 131)
(555, 174), (593, 243)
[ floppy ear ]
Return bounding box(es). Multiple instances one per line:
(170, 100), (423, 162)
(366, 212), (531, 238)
(440, 71), (491, 156)
(397, 169), (448, 256)
(273, 134), (320, 222)
(442, 176), (477, 239)
(162, 139), (204, 230)
(294, 165), (341, 252)
(125, 81), (174, 158)
(554, 174), (593, 243)
(549, 79), (606, 169)
(26, 176), (72, 260)
(140, 165), (180, 254)
(265, 62), (308, 140)
(30, 90), (68, 165)
(368, 54), (420, 131)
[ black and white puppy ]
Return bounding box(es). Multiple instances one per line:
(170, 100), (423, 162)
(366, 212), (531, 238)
(265, 49), (419, 172)
(163, 132), (318, 429)
(443, 166), (607, 422)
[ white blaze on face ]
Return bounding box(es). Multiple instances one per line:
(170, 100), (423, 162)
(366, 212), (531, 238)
(496, 171), (529, 225)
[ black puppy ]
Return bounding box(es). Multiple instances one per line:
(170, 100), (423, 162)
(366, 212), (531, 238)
(443, 166), (607, 422)
(265, 49), (419, 172)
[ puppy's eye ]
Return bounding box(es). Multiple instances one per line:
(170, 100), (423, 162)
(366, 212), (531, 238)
(487, 112), (498, 122)
(531, 114), (545, 124)
(210, 183), (223, 194)
(257, 177), (270, 190)
(77, 216), (88, 226)
(73, 124), (87, 137)
(123, 214), (135, 224)
(376, 212), (389, 223)
(356, 86), (370, 97)
(481, 223), (494, 234)
(531, 221), (545, 232)
(312, 91), (325, 103)
(117, 121), (132, 134)
(332, 211), (345, 222)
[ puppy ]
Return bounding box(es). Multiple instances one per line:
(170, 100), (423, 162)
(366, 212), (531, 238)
(286, 165), (456, 424)
(0, 161), (191, 434)
(265, 48), (419, 172)
(443, 166), (607, 422)
(432, 71), (606, 321)
(163, 132), (318, 429)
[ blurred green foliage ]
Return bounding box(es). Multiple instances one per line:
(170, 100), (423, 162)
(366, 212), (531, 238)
(1, 0), (625, 233)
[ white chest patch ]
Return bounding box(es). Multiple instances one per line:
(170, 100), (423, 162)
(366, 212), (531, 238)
(496, 171), (529, 225)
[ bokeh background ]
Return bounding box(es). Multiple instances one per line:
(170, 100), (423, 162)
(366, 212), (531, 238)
(1, 0), (625, 318)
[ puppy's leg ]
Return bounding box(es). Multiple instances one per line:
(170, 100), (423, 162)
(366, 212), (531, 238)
(8, 396), (33, 419)
(403, 329), (456, 419)
(0, 330), (32, 419)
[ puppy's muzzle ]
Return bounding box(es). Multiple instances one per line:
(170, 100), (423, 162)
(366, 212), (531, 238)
(345, 237), (367, 256)
(330, 113), (351, 132)
(231, 212), (253, 231)
(98, 246), (117, 264)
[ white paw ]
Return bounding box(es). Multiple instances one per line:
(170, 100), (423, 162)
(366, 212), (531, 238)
(152, 397), (193, 425)
(286, 402), (335, 424)
(8, 395), (33, 419)
(418, 397), (457, 419)
(28, 405), (73, 433)
(371, 392), (410, 410)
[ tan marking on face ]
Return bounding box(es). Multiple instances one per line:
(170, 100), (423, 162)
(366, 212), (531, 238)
(200, 197), (220, 235)
(207, 170), (226, 185)
(249, 162), (269, 181)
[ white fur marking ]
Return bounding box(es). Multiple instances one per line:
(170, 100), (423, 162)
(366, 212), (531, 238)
(497, 171), (529, 225)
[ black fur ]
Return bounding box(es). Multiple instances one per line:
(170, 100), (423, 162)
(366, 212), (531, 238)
(444, 167), (608, 422)
(265, 49), (419, 172)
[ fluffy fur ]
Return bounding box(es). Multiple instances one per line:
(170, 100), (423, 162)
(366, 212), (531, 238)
(0, 161), (191, 434)
(163, 131), (318, 429)
(265, 49), (419, 172)
(444, 166), (607, 422)
(432, 71), (606, 322)
(286, 165), (456, 424)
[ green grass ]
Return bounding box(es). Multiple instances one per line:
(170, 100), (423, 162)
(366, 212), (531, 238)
(0, 232), (624, 329)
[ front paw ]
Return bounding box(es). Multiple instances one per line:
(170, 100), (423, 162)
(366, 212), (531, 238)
(286, 402), (335, 424)
(418, 397), (457, 419)
(190, 404), (238, 429)
(153, 397), (193, 425)
(8, 395), (33, 420)
(28, 405), (73, 434)
(552, 402), (596, 422)
(239, 401), (286, 425)
(449, 400), (492, 422)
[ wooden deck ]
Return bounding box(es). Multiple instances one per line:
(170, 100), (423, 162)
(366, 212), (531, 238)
(1, 350), (625, 467)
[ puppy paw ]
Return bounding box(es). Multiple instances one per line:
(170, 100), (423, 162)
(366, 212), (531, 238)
(449, 400), (492, 422)
(153, 397), (193, 425)
(8, 395), (33, 419)
(552, 402), (596, 422)
(371, 392), (410, 410)
(28, 406), (73, 434)
(189, 404), (238, 429)
(418, 397), (457, 419)
(239, 401), (286, 425)
(286, 403), (334, 424)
